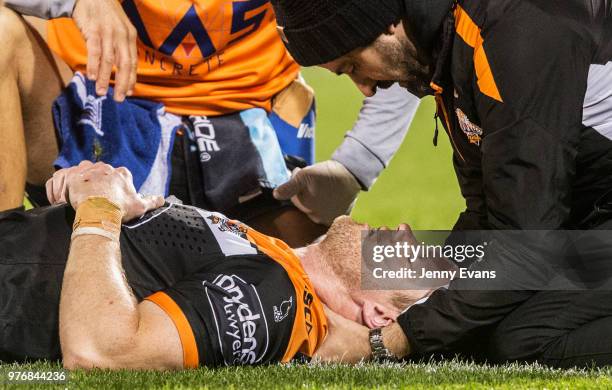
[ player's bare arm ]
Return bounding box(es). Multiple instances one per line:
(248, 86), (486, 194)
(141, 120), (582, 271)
(55, 162), (182, 370)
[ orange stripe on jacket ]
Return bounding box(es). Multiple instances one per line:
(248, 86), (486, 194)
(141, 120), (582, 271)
(245, 228), (328, 362)
(47, 0), (300, 116)
(146, 291), (199, 368)
(454, 6), (503, 102)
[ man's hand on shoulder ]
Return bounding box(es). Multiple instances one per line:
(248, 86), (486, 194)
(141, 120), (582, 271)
(46, 161), (164, 222)
(72, 0), (137, 102)
(273, 160), (361, 226)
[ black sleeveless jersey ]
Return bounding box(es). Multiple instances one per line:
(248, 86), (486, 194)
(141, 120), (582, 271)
(0, 203), (326, 366)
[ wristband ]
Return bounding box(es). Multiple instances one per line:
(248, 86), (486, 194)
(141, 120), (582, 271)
(72, 197), (123, 241)
(72, 227), (119, 242)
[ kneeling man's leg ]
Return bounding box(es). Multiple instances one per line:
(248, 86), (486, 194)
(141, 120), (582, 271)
(541, 315), (612, 368)
(0, 9), (67, 210)
(487, 291), (612, 368)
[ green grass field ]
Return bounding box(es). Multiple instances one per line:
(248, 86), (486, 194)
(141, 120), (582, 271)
(2, 360), (611, 389)
(2, 69), (609, 389)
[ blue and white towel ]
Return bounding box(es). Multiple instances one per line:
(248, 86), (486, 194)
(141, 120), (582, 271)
(53, 72), (182, 196)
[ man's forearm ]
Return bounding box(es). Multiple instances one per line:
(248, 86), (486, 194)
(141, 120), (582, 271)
(52, 164), (179, 370)
(382, 323), (411, 359)
(60, 234), (141, 367)
(333, 84), (419, 189)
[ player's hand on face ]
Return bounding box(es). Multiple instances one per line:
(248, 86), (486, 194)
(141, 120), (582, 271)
(273, 160), (361, 226)
(72, 0), (138, 102)
(48, 161), (164, 222)
(313, 306), (371, 364)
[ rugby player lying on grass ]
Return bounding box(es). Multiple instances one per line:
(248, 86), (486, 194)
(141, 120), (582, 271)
(0, 161), (431, 369)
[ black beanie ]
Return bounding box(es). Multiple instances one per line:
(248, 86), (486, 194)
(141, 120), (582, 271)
(271, 0), (404, 66)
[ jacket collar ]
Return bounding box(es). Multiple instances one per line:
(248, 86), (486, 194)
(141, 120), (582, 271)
(402, 0), (455, 54)
(429, 4), (457, 95)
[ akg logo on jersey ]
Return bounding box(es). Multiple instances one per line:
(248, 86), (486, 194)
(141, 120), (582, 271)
(205, 274), (269, 365)
(191, 116), (219, 162)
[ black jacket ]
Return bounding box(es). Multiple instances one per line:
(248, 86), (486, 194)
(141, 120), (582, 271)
(397, 0), (612, 360)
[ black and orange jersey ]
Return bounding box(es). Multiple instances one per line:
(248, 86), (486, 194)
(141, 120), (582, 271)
(0, 203), (327, 366)
(47, 0), (300, 116)
(139, 203), (327, 366)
